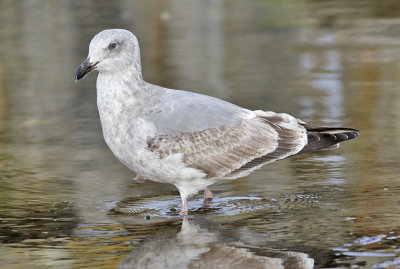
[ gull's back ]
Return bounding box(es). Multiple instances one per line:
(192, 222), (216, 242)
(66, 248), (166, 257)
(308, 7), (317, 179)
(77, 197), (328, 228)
(142, 85), (252, 136)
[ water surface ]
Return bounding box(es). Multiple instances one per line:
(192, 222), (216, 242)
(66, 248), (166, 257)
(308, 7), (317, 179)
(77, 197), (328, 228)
(1, 0), (400, 268)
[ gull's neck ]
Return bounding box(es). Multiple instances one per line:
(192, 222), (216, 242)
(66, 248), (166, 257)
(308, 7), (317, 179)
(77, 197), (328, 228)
(125, 51), (143, 84)
(96, 67), (144, 147)
(96, 59), (161, 122)
(97, 61), (145, 98)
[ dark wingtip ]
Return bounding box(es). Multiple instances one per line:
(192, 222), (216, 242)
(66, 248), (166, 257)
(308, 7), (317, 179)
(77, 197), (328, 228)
(297, 126), (360, 155)
(346, 130), (360, 140)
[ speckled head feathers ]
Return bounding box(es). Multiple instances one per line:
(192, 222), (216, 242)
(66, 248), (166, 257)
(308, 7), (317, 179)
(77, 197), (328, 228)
(75, 29), (141, 80)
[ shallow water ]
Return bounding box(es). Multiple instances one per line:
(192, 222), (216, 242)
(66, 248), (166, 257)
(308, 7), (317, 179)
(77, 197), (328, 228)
(1, 0), (400, 268)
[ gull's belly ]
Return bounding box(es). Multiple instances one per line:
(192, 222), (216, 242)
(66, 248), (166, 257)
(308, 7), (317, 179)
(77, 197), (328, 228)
(101, 118), (207, 186)
(108, 138), (211, 196)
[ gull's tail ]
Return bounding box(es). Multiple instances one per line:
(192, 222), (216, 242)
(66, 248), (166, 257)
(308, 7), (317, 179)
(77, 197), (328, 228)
(297, 125), (359, 155)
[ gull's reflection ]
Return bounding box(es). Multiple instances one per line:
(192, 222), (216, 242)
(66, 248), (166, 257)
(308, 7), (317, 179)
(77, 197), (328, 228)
(118, 217), (314, 269)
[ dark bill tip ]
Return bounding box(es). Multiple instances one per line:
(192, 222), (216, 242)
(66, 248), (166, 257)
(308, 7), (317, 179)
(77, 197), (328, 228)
(75, 65), (86, 81)
(75, 58), (98, 81)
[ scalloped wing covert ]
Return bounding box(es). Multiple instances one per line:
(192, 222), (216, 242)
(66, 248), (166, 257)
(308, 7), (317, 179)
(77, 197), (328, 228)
(147, 112), (308, 179)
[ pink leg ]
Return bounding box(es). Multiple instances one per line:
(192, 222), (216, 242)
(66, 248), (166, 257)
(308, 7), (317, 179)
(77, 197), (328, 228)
(204, 187), (213, 200)
(203, 188), (213, 207)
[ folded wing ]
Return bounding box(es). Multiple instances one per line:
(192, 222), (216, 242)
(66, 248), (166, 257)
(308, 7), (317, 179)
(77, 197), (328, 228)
(147, 111), (308, 179)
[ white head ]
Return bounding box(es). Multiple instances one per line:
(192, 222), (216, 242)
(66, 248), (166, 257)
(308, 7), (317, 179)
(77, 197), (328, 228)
(75, 29), (142, 80)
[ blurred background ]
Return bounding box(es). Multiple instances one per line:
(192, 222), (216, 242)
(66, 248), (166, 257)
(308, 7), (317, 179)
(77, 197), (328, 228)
(0, 0), (400, 268)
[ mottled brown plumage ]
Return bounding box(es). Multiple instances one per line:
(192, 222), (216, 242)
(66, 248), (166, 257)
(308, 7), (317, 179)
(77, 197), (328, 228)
(148, 114), (359, 181)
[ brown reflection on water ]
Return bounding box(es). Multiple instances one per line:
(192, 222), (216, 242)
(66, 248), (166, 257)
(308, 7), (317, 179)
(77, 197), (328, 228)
(1, 0), (400, 268)
(346, 50), (393, 234)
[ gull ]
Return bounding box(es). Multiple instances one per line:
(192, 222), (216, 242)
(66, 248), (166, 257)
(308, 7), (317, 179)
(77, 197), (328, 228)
(75, 29), (359, 216)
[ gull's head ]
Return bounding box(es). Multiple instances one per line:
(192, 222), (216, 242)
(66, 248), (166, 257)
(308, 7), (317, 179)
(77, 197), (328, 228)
(75, 29), (140, 81)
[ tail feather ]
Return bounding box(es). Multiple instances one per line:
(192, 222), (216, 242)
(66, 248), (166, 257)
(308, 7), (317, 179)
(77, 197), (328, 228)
(298, 125), (359, 155)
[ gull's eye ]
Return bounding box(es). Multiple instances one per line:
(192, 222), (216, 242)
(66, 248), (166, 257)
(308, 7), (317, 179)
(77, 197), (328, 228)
(108, 42), (117, 50)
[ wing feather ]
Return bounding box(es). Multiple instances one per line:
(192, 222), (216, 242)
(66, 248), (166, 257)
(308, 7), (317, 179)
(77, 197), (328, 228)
(147, 112), (307, 179)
